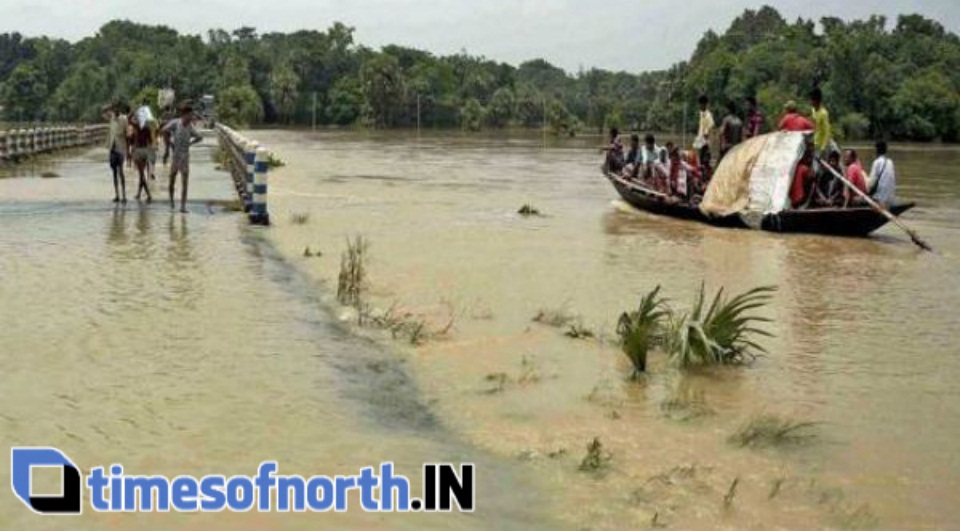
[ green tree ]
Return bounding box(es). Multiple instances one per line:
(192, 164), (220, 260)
(269, 62), (300, 124)
(359, 53), (404, 127)
(47, 61), (110, 122)
(217, 85), (263, 127)
(891, 69), (960, 141)
(326, 76), (363, 125)
(486, 87), (515, 127)
(1, 63), (48, 121)
(460, 98), (485, 131)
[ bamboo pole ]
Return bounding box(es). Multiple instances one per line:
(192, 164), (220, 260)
(817, 157), (932, 252)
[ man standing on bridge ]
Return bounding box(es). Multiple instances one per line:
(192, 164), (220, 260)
(162, 104), (203, 213)
(104, 103), (129, 203)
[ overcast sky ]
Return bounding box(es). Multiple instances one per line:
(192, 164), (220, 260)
(2, 0), (959, 72)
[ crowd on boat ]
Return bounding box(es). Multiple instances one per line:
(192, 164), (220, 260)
(603, 88), (898, 209)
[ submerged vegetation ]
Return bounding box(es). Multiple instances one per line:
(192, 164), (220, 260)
(617, 284), (775, 376)
(517, 204), (542, 217)
(729, 414), (818, 449)
(336, 235), (368, 308)
(532, 306), (577, 328)
(578, 437), (612, 473)
(665, 285), (776, 369)
(616, 285), (669, 378)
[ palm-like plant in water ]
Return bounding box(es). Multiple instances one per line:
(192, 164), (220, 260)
(666, 284), (776, 369)
(616, 286), (669, 378)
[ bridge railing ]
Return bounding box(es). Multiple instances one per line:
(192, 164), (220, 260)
(214, 123), (270, 226)
(0, 125), (109, 161)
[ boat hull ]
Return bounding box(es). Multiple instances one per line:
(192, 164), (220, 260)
(607, 173), (915, 237)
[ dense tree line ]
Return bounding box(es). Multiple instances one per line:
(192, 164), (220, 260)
(1, 6), (959, 141)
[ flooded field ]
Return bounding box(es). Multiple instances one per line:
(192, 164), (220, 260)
(2, 131), (959, 529)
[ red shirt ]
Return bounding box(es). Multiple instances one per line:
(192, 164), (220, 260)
(790, 162), (813, 207)
(779, 113), (815, 132)
(844, 161), (867, 201)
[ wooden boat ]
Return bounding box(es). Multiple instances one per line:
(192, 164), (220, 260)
(603, 131), (915, 237)
(605, 171), (915, 237)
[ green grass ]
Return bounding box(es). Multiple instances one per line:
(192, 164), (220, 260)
(665, 284), (776, 369)
(616, 286), (669, 378)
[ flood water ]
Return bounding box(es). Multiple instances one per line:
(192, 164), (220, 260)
(2, 131), (959, 529)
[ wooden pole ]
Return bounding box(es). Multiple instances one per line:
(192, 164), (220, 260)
(312, 91), (317, 131)
(542, 96), (547, 148)
(817, 157), (932, 252)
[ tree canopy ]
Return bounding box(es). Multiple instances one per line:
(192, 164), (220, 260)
(2, 7), (959, 141)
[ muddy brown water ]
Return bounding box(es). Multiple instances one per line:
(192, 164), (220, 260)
(1, 131), (959, 529)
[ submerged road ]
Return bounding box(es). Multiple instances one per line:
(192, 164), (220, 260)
(0, 142), (547, 530)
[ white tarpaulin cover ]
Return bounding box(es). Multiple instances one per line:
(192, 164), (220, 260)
(699, 131), (806, 228)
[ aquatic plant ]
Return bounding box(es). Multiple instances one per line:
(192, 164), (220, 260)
(578, 437), (611, 473)
(564, 323), (595, 339)
(532, 306), (577, 328)
(359, 301), (451, 346)
(664, 284), (775, 369)
(290, 212), (310, 225)
(616, 286), (669, 378)
(266, 152), (286, 168)
(729, 414), (818, 449)
(659, 387), (714, 422)
(517, 355), (542, 385)
(484, 372), (510, 394)
(337, 235), (368, 308)
(723, 477), (740, 508)
(517, 204), (542, 216)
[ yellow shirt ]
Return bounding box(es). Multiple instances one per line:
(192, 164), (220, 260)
(812, 106), (831, 152)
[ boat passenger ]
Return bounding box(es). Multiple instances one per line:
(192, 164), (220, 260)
(639, 134), (668, 190)
(719, 100), (743, 161)
(602, 127), (624, 173)
(778, 101), (814, 132)
(842, 149), (868, 207)
(868, 141), (897, 206)
(668, 146), (695, 199)
(810, 88), (832, 158)
(622, 134), (641, 178)
(744, 96), (764, 139)
(810, 150), (842, 207)
(695, 95), (715, 175)
(790, 142), (815, 208)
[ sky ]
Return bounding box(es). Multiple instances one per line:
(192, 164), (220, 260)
(2, 0), (959, 73)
